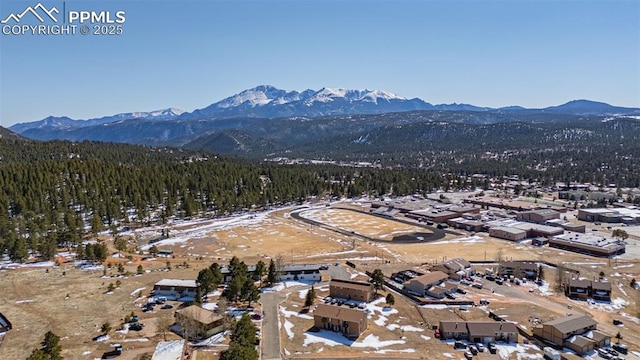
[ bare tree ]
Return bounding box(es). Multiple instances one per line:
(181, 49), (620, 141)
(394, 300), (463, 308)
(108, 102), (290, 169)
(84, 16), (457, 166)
(217, 297), (234, 331)
(555, 264), (567, 293)
(156, 310), (174, 341)
(274, 254), (284, 281)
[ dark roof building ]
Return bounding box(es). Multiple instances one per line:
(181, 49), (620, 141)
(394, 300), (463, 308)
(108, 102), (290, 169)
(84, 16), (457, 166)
(313, 304), (368, 338)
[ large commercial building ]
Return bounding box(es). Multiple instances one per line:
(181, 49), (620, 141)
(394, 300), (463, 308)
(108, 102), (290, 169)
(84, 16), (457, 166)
(577, 207), (640, 224)
(486, 219), (564, 241)
(551, 233), (625, 258)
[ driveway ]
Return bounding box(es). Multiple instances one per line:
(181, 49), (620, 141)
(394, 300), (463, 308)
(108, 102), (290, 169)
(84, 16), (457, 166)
(260, 291), (287, 360)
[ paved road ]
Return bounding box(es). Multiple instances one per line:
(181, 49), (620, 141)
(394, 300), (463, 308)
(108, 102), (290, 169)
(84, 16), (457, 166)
(260, 291), (287, 360)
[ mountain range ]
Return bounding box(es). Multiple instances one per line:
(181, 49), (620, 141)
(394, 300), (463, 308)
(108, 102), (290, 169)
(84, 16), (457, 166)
(10, 86), (640, 134)
(6, 85), (640, 159)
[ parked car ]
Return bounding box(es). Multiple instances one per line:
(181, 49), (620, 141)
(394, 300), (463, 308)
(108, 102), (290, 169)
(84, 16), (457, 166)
(479, 299), (490, 305)
(612, 343), (628, 354)
(613, 319), (623, 326)
(597, 348), (613, 359)
(488, 342), (497, 354)
(454, 341), (466, 349)
(161, 304), (173, 310)
(495, 279), (504, 285)
(468, 345), (478, 355)
(434, 329), (440, 338)
(457, 288), (467, 294)
(101, 346), (123, 359)
(445, 292), (457, 300)
(464, 350), (473, 359)
(475, 343), (485, 352)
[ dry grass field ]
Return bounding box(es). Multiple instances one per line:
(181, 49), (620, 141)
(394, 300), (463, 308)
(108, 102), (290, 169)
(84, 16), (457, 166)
(1, 203), (639, 359)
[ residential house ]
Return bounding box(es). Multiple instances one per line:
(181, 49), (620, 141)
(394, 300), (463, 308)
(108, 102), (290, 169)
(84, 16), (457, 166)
(329, 279), (374, 302)
(564, 335), (595, 355)
(439, 321), (468, 340)
(590, 281), (612, 302)
(175, 305), (224, 339)
(220, 263), (322, 283)
(532, 314), (602, 355)
(403, 271), (452, 298)
(566, 279), (612, 302)
(278, 264), (322, 282)
(431, 258), (473, 280)
(153, 279), (197, 299)
(583, 330), (611, 348)
(313, 303), (368, 338)
(439, 321), (518, 343)
(498, 261), (539, 280)
(566, 279), (591, 300)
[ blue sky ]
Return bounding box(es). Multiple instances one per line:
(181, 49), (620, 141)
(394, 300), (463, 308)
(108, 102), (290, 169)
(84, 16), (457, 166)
(0, 0), (638, 126)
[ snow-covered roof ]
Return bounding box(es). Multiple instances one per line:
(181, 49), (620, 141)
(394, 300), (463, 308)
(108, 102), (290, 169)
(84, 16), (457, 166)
(151, 340), (185, 360)
(154, 279), (197, 288)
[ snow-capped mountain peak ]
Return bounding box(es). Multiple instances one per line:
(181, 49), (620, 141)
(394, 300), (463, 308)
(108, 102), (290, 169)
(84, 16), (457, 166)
(215, 85), (296, 108)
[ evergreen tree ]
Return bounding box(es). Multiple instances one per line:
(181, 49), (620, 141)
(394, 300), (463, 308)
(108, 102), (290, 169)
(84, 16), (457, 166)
(267, 259), (277, 285)
(385, 293), (395, 306)
(304, 286), (316, 308)
(26, 349), (48, 360)
(253, 260), (266, 285)
(41, 331), (63, 360)
(537, 265), (544, 281)
(220, 314), (258, 360)
(371, 269), (385, 294)
(210, 262), (223, 288)
(197, 268), (216, 295)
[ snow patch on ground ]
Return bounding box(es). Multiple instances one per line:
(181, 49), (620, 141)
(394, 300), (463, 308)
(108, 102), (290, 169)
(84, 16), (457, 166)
(262, 280), (317, 293)
(284, 319), (295, 340)
(420, 335), (431, 341)
(280, 306), (313, 320)
(130, 287), (145, 296)
(495, 343), (543, 360)
(430, 235), (485, 245)
(386, 324), (423, 332)
(303, 330), (405, 349)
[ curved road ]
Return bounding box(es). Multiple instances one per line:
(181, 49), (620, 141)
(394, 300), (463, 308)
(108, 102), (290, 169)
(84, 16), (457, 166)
(291, 207), (448, 244)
